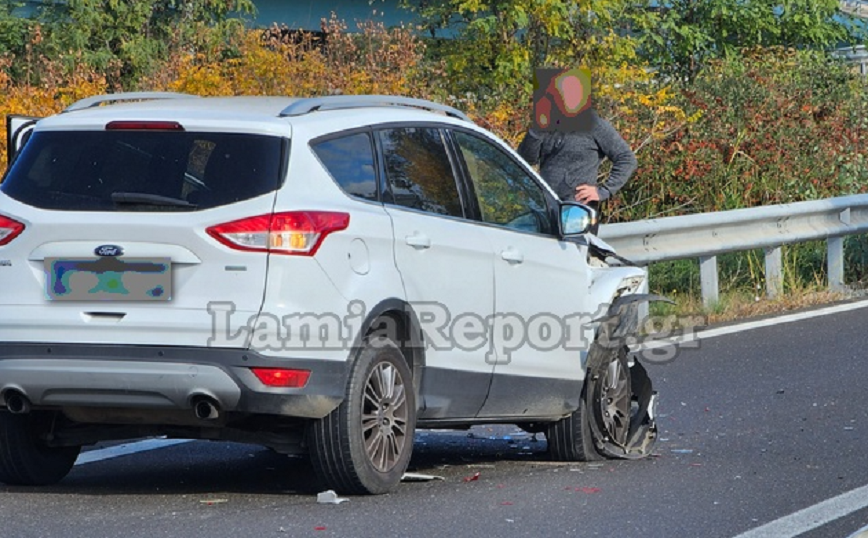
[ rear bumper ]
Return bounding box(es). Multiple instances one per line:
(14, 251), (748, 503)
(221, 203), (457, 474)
(0, 343), (349, 419)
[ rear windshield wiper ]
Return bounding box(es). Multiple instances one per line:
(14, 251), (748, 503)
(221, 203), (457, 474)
(111, 192), (197, 209)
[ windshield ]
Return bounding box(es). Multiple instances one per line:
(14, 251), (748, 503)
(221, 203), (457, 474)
(0, 130), (285, 211)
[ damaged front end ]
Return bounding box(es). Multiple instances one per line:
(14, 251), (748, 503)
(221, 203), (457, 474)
(585, 294), (669, 460)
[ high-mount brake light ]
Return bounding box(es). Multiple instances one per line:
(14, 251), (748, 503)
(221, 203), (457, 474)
(0, 215), (25, 246)
(206, 211), (350, 256)
(105, 121), (185, 131)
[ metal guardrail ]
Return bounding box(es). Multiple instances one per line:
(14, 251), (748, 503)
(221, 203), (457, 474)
(598, 194), (868, 306)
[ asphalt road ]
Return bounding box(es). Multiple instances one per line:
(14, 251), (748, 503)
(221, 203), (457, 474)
(3, 303), (868, 538)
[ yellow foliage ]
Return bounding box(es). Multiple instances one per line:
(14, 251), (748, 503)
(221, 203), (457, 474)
(0, 14), (694, 181)
(0, 56), (107, 176)
(146, 17), (428, 99)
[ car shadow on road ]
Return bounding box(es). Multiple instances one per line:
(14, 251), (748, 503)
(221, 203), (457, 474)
(0, 427), (553, 497)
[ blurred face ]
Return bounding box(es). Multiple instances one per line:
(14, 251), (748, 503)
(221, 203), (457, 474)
(532, 67), (594, 132)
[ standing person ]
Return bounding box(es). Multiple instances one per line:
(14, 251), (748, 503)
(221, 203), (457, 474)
(517, 68), (637, 230)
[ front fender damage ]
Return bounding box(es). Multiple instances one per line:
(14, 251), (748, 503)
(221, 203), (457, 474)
(585, 294), (671, 460)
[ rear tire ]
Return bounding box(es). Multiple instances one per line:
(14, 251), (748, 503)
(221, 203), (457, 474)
(308, 337), (416, 495)
(0, 411), (81, 486)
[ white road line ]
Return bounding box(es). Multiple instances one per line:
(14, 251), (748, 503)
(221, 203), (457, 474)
(652, 298), (868, 538)
(731, 482), (868, 538)
(636, 298), (868, 353)
(74, 438), (192, 466)
(695, 298), (868, 340)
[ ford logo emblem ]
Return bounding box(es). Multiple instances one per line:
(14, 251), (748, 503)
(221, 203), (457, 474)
(95, 245), (123, 257)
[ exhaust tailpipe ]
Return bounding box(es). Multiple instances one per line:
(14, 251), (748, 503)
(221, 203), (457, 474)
(192, 397), (220, 421)
(5, 391), (32, 414)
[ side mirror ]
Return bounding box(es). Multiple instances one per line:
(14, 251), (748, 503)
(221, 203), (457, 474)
(560, 202), (597, 237)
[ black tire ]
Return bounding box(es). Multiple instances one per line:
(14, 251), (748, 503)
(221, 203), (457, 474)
(0, 412), (81, 486)
(546, 389), (604, 462)
(547, 347), (631, 462)
(308, 336), (416, 495)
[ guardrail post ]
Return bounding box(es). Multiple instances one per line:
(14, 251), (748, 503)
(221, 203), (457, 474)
(699, 255), (719, 308)
(828, 236), (845, 291)
(764, 246), (783, 297)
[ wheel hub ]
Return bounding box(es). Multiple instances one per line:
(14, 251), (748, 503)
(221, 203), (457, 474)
(361, 363), (409, 473)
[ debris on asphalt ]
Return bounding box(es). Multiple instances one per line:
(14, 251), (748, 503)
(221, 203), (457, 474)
(845, 426), (855, 431)
(317, 490), (349, 505)
(776, 389), (785, 394)
(670, 449), (694, 454)
(199, 499), (228, 505)
(467, 464), (495, 469)
(463, 472), (481, 482)
(567, 486), (601, 493)
(401, 472), (445, 482)
(314, 526), (327, 531)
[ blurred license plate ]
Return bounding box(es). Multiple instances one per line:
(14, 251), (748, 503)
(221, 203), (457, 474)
(45, 257), (172, 301)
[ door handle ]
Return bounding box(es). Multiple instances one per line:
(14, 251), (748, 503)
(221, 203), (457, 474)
(405, 232), (431, 249)
(500, 248), (524, 264)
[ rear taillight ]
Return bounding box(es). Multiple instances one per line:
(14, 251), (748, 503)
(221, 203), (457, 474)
(251, 367), (311, 388)
(206, 211), (350, 256)
(0, 215), (25, 246)
(105, 121), (185, 131)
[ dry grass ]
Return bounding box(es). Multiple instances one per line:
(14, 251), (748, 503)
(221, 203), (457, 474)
(651, 287), (855, 326)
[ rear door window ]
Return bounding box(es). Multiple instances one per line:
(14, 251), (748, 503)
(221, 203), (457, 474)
(377, 127), (464, 218)
(0, 131), (284, 211)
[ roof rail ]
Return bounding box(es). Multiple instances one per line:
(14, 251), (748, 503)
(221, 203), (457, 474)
(279, 95), (472, 122)
(64, 92), (200, 113)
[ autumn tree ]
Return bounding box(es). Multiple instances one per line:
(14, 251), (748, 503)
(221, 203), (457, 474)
(5, 0), (254, 88)
(628, 0), (861, 79)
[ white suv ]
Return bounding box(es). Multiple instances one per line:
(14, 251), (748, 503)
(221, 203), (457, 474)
(0, 93), (657, 494)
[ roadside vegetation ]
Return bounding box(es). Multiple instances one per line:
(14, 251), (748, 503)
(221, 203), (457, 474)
(1, 0), (867, 319)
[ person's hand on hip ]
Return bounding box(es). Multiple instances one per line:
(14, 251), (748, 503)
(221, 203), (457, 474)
(575, 184), (601, 204)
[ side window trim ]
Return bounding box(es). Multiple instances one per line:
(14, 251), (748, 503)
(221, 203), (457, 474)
(372, 126), (393, 205)
(442, 128), (482, 222)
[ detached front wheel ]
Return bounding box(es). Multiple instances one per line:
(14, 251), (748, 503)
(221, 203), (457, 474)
(548, 346), (656, 461)
(308, 337), (416, 495)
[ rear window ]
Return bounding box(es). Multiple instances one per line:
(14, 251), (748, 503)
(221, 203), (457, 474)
(0, 131), (285, 211)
